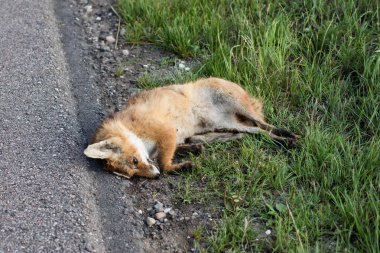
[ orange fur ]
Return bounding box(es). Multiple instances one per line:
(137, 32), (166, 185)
(84, 77), (297, 178)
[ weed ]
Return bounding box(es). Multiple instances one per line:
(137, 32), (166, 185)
(114, 66), (124, 78)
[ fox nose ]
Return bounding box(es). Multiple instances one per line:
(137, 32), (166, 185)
(150, 164), (160, 175)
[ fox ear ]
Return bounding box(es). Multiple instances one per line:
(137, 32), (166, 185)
(84, 138), (119, 159)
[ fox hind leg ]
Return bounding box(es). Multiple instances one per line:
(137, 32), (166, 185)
(186, 132), (245, 144)
(227, 96), (298, 140)
(214, 120), (297, 147)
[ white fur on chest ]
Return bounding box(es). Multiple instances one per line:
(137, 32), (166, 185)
(143, 139), (158, 158)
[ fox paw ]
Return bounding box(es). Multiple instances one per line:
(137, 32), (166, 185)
(180, 161), (195, 170)
(189, 144), (204, 155)
(272, 128), (298, 139)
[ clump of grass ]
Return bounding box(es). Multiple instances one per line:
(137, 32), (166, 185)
(114, 66), (124, 78)
(159, 56), (176, 67)
(118, 0), (380, 252)
(137, 69), (198, 89)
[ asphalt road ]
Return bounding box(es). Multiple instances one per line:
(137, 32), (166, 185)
(0, 0), (143, 252)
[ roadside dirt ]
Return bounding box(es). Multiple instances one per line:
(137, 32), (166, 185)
(65, 0), (220, 252)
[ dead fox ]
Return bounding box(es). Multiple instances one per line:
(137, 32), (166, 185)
(84, 77), (297, 179)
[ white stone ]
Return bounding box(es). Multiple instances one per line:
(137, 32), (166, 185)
(146, 217), (156, 226)
(178, 63), (185, 69)
(95, 16), (101, 21)
(84, 5), (92, 13)
(154, 201), (163, 209)
(185, 67), (190, 71)
(120, 28), (126, 36)
(155, 212), (166, 220)
(106, 35), (116, 43)
(122, 49), (130, 56)
(265, 229), (271, 235)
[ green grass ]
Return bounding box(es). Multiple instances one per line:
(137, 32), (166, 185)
(137, 68), (198, 89)
(114, 66), (124, 78)
(118, 0), (380, 252)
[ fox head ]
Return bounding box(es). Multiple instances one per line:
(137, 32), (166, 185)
(84, 132), (160, 179)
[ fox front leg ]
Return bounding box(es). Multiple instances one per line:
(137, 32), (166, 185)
(157, 130), (194, 172)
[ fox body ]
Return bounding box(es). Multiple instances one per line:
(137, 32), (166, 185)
(84, 77), (297, 178)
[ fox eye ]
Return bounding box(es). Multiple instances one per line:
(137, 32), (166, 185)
(133, 157), (139, 165)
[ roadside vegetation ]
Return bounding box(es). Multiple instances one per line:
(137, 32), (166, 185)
(118, 0), (379, 252)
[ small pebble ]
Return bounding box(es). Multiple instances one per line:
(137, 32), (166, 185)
(95, 16), (101, 21)
(122, 49), (130, 56)
(148, 209), (156, 216)
(156, 207), (164, 213)
(155, 212), (166, 220)
(106, 35), (116, 43)
(164, 208), (172, 213)
(265, 229), (271, 235)
(185, 67), (190, 71)
(138, 210), (143, 215)
(101, 45), (110, 52)
(84, 5), (92, 13)
(154, 201), (163, 210)
(146, 217), (156, 227)
(142, 64), (149, 69)
(185, 217), (190, 221)
(178, 63), (185, 69)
